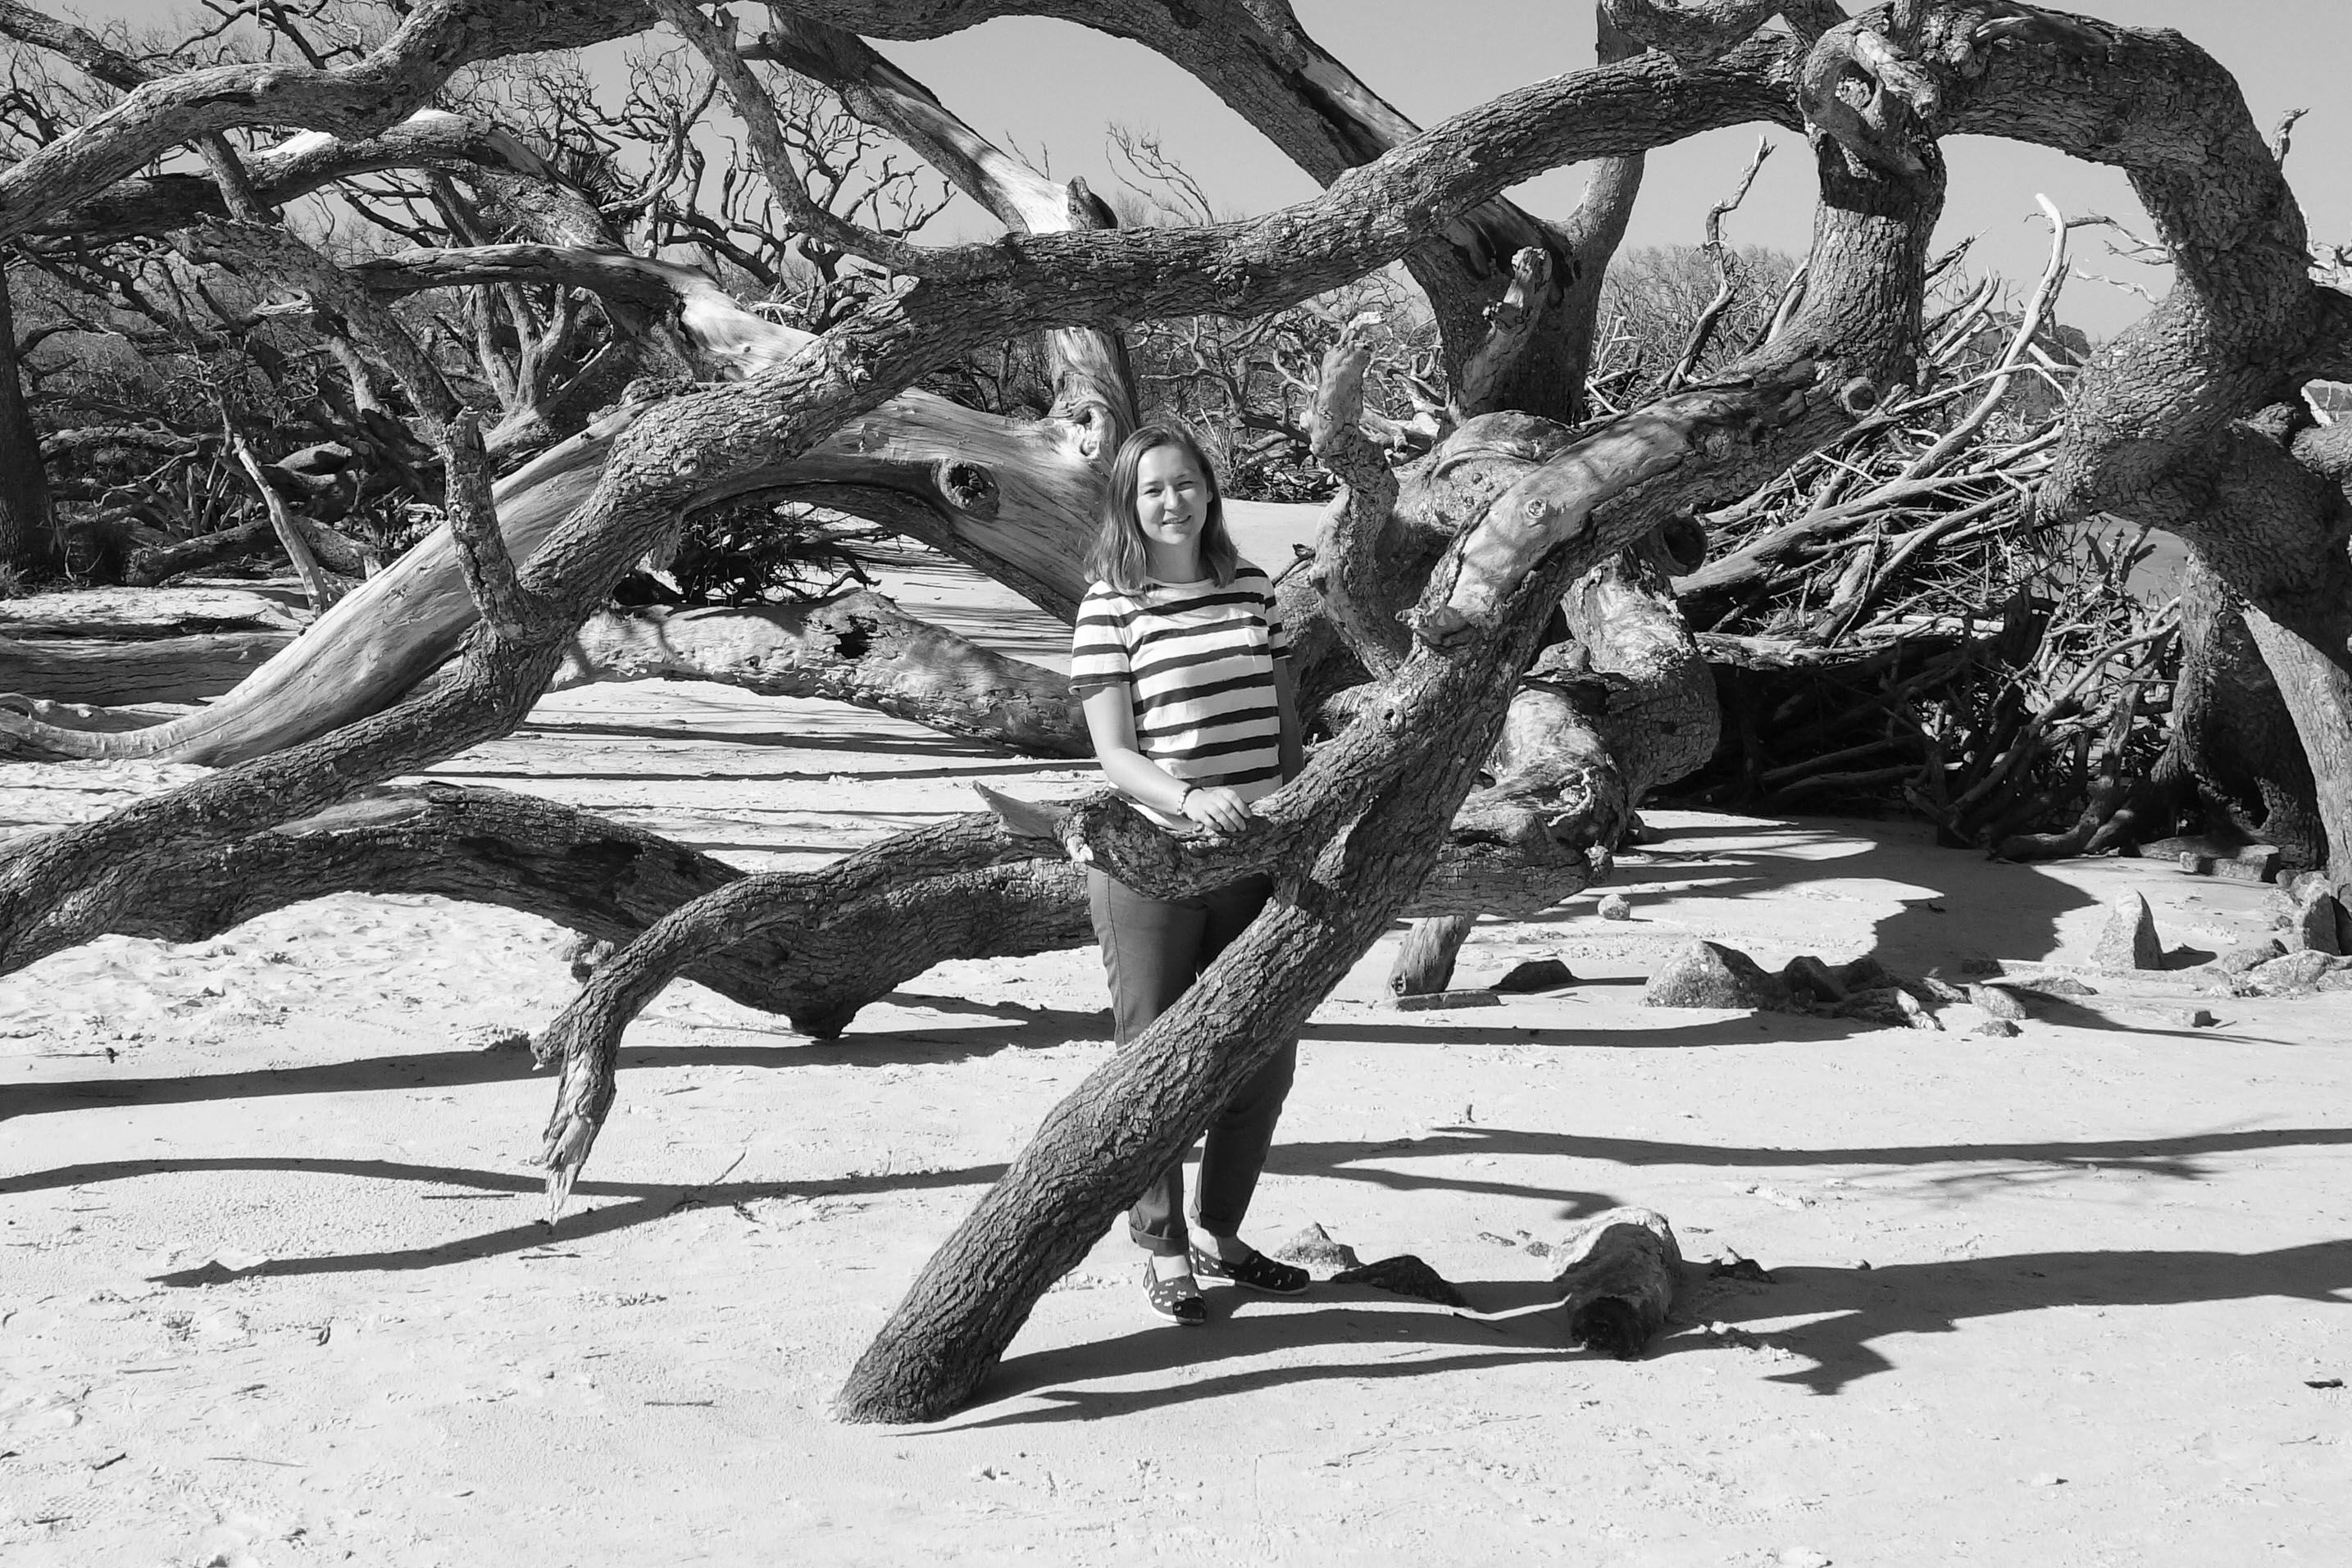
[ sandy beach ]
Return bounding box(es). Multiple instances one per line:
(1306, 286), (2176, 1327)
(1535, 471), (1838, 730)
(4, 539), (2350, 1566)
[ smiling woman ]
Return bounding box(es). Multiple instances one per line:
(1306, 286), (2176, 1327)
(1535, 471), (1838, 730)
(1069, 424), (1308, 1326)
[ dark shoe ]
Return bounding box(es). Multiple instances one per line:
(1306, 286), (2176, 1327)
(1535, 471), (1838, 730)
(1190, 1244), (1309, 1295)
(1143, 1262), (1208, 1325)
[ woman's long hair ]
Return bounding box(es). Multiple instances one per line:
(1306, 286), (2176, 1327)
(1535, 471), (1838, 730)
(1085, 424), (1238, 593)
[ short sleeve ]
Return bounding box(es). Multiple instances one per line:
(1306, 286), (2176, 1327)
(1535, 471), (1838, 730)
(1068, 587), (1132, 693)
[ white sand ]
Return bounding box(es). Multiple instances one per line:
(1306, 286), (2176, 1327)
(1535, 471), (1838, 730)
(5, 557), (2350, 1566)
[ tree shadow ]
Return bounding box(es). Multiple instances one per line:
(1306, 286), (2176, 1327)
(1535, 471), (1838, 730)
(940, 1234), (2352, 1424)
(1660, 1239), (2352, 1394)
(0, 1156), (1006, 1282)
(944, 1288), (1585, 1429)
(1188, 1118), (2352, 1217)
(1267, 1121), (2352, 1207)
(4, 1011), (1104, 1120)
(1521, 816), (2254, 1040)
(1303, 1012), (1887, 1048)
(1593, 816), (2104, 988)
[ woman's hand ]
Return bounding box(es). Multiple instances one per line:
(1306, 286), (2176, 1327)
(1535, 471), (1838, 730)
(1179, 782), (1253, 836)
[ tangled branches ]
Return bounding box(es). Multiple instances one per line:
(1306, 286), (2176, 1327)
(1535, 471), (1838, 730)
(1668, 207), (2186, 861)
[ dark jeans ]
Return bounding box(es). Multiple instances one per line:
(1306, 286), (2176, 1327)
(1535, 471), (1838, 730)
(1088, 869), (1296, 1258)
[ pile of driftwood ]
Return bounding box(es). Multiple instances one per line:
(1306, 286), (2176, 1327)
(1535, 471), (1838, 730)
(1668, 221), (2182, 860)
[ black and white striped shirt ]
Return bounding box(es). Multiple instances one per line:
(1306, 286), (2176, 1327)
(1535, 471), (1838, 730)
(1070, 566), (1290, 819)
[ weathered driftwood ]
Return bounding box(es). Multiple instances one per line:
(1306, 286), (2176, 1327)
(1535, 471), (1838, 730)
(0, 633), (294, 707)
(548, 591), (1087, 757)
(121, 509), (373, 587)
(1554, 1205), (1684, 1359)
(0, 585), (304, 639)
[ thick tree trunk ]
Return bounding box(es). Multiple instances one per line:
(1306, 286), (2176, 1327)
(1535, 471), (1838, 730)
(0, 260), (53, 576)
(2240, 607), (2352, 886)
(2158, 554), (2322, 865)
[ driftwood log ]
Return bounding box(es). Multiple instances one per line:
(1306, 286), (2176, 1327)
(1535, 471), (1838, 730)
(1554, 1206), (1685, 1359)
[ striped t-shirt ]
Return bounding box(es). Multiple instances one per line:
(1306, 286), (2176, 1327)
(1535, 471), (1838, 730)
(1070, 566), (1291, 823)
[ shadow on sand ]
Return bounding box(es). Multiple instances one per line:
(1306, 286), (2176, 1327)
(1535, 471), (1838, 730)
(938, 1234), (2352, 1424)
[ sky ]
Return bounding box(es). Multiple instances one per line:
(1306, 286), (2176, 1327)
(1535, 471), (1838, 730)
(59, 1), (2352, 338)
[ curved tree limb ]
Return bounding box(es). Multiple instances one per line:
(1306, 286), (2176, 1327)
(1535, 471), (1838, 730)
(30, 110), (554, 245)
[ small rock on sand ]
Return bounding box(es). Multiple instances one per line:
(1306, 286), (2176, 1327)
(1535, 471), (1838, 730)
(2220, 936), (2286, 975)
(1969, 983), (2027, 1020)
(1642, 942), (1790, 1011)
(1975, 1018), (2022, 1038)
(2090, 891), (2164, 970)
(2019, 974), (2097, 998)
(1596, 893), (1632, 921)
(1490, 957), (1577, 993)
(1272, 1224), (1361, 1275)
(2247, 948), (2347, 993)
(2287, 880), (2346, 956)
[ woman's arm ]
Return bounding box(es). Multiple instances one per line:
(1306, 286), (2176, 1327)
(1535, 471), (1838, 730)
(1080, 684), (1253, 834)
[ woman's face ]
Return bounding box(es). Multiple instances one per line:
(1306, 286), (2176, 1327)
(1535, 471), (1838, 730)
(1133, 443), (1209, 560)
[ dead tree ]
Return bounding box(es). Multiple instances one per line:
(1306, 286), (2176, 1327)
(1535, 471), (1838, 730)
(1, 0), (2350, 1418)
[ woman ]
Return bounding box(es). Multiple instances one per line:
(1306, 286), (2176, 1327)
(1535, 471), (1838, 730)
(1067, 424), (1312, 1326)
